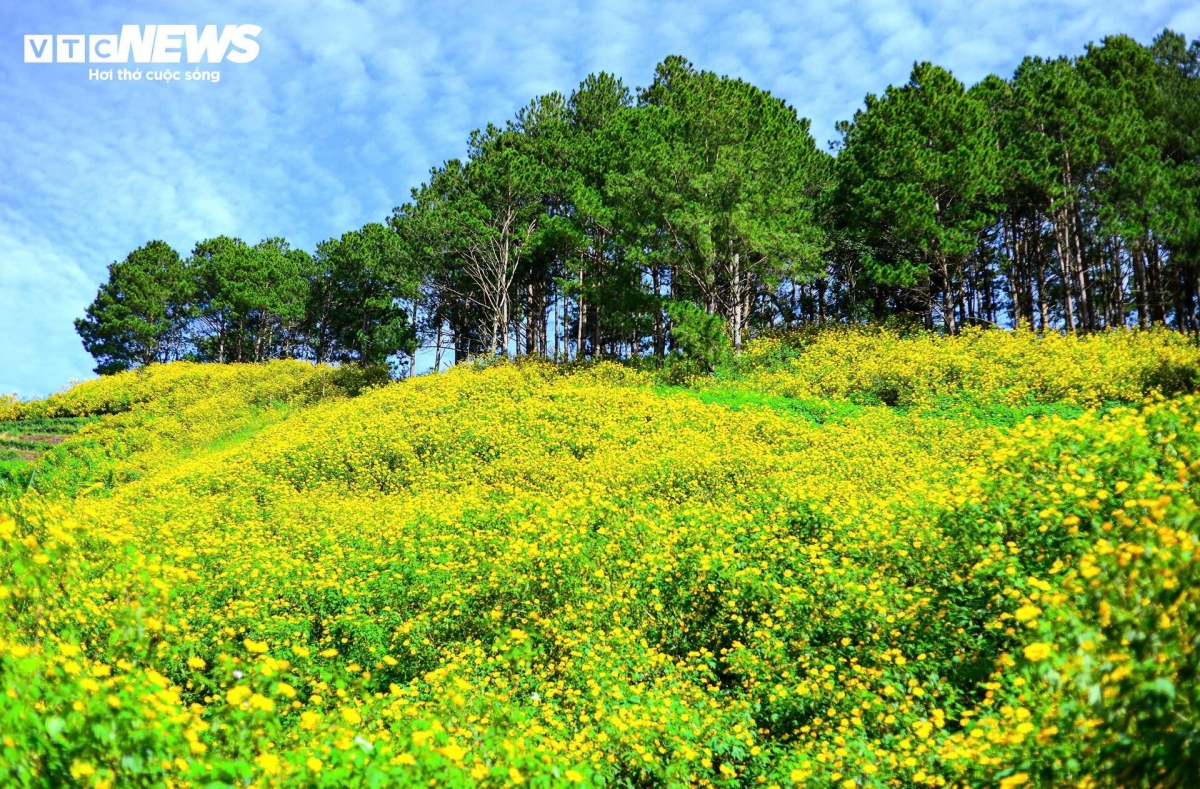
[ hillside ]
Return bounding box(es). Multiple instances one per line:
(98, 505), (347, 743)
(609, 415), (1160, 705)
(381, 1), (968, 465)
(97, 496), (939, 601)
(2, 328), (1200, 787)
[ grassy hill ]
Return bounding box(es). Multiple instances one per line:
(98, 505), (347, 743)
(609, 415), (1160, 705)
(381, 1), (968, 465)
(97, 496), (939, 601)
(2, 327), (1199, 787)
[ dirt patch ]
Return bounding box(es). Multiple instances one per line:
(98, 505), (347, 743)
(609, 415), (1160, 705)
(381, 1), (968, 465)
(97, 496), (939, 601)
(11, 449), (38, 462)
(16, 434), (65, 445)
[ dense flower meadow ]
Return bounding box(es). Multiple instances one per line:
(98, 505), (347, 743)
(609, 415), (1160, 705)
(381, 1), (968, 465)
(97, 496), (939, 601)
(2, 328), (1199, 787)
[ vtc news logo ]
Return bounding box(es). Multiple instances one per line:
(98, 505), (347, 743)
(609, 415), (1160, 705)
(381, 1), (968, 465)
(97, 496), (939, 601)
(24, 25), (261, 64)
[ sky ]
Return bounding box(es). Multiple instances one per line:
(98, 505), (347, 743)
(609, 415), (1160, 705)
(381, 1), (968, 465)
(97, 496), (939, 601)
(2, 1), (1198, 397)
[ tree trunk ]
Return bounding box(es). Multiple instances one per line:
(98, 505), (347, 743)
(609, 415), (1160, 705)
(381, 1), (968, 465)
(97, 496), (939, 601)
(1133, 241), (1150, 328)
(939, 255), (957, 334)
(731, 252), (743, 351)
(1053, 209), (1075, 332)
(1148, 237), (1166, 325)
(577, 265), (585, 360)
(1076, 209), (1095, 331)
(652, 266), (665, 363)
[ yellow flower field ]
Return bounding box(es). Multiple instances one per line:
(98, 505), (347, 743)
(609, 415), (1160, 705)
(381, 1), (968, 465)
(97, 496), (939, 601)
(2, 328), (1199, 787)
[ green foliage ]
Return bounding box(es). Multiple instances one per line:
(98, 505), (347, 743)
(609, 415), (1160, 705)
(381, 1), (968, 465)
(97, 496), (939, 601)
(73, 33), (1200, 376)
(837, 62), (1000, 333)
(663, 300), (731, 377)
(672, 386), (870, 424)
(186, 235), (320, 365)
(0, 418), (99, 498)
(308, 224), (420, 369)
(74, 241), (190, 375)
(622, 56), (831, 348)
(402, 122), (552, 356)
(310, 364), (394, 399)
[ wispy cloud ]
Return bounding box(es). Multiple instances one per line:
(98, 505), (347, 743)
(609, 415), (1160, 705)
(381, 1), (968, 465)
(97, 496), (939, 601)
(1, 0), (1194, 395)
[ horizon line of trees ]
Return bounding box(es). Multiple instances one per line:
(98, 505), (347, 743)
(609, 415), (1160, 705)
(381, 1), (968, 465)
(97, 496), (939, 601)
(78, 29), (1200, 376)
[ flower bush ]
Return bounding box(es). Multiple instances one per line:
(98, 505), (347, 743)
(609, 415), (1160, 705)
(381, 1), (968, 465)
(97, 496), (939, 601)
(1, 328), (1198, 787)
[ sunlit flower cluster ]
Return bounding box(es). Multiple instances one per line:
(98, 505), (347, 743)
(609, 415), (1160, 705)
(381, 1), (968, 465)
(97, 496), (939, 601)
(1, 328), (1197, 787)
(738, 325), (1200, 408)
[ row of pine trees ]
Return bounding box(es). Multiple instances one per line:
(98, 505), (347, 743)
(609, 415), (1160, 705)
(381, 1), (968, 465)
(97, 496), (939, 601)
(77, 30), (1200, 375)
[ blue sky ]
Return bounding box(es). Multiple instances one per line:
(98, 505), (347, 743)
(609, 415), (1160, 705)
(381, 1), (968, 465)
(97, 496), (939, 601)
(2, 0), (1197, 397)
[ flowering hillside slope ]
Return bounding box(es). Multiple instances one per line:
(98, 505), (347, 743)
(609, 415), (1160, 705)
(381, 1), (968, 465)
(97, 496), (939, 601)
(2, 329), (1199, 788)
